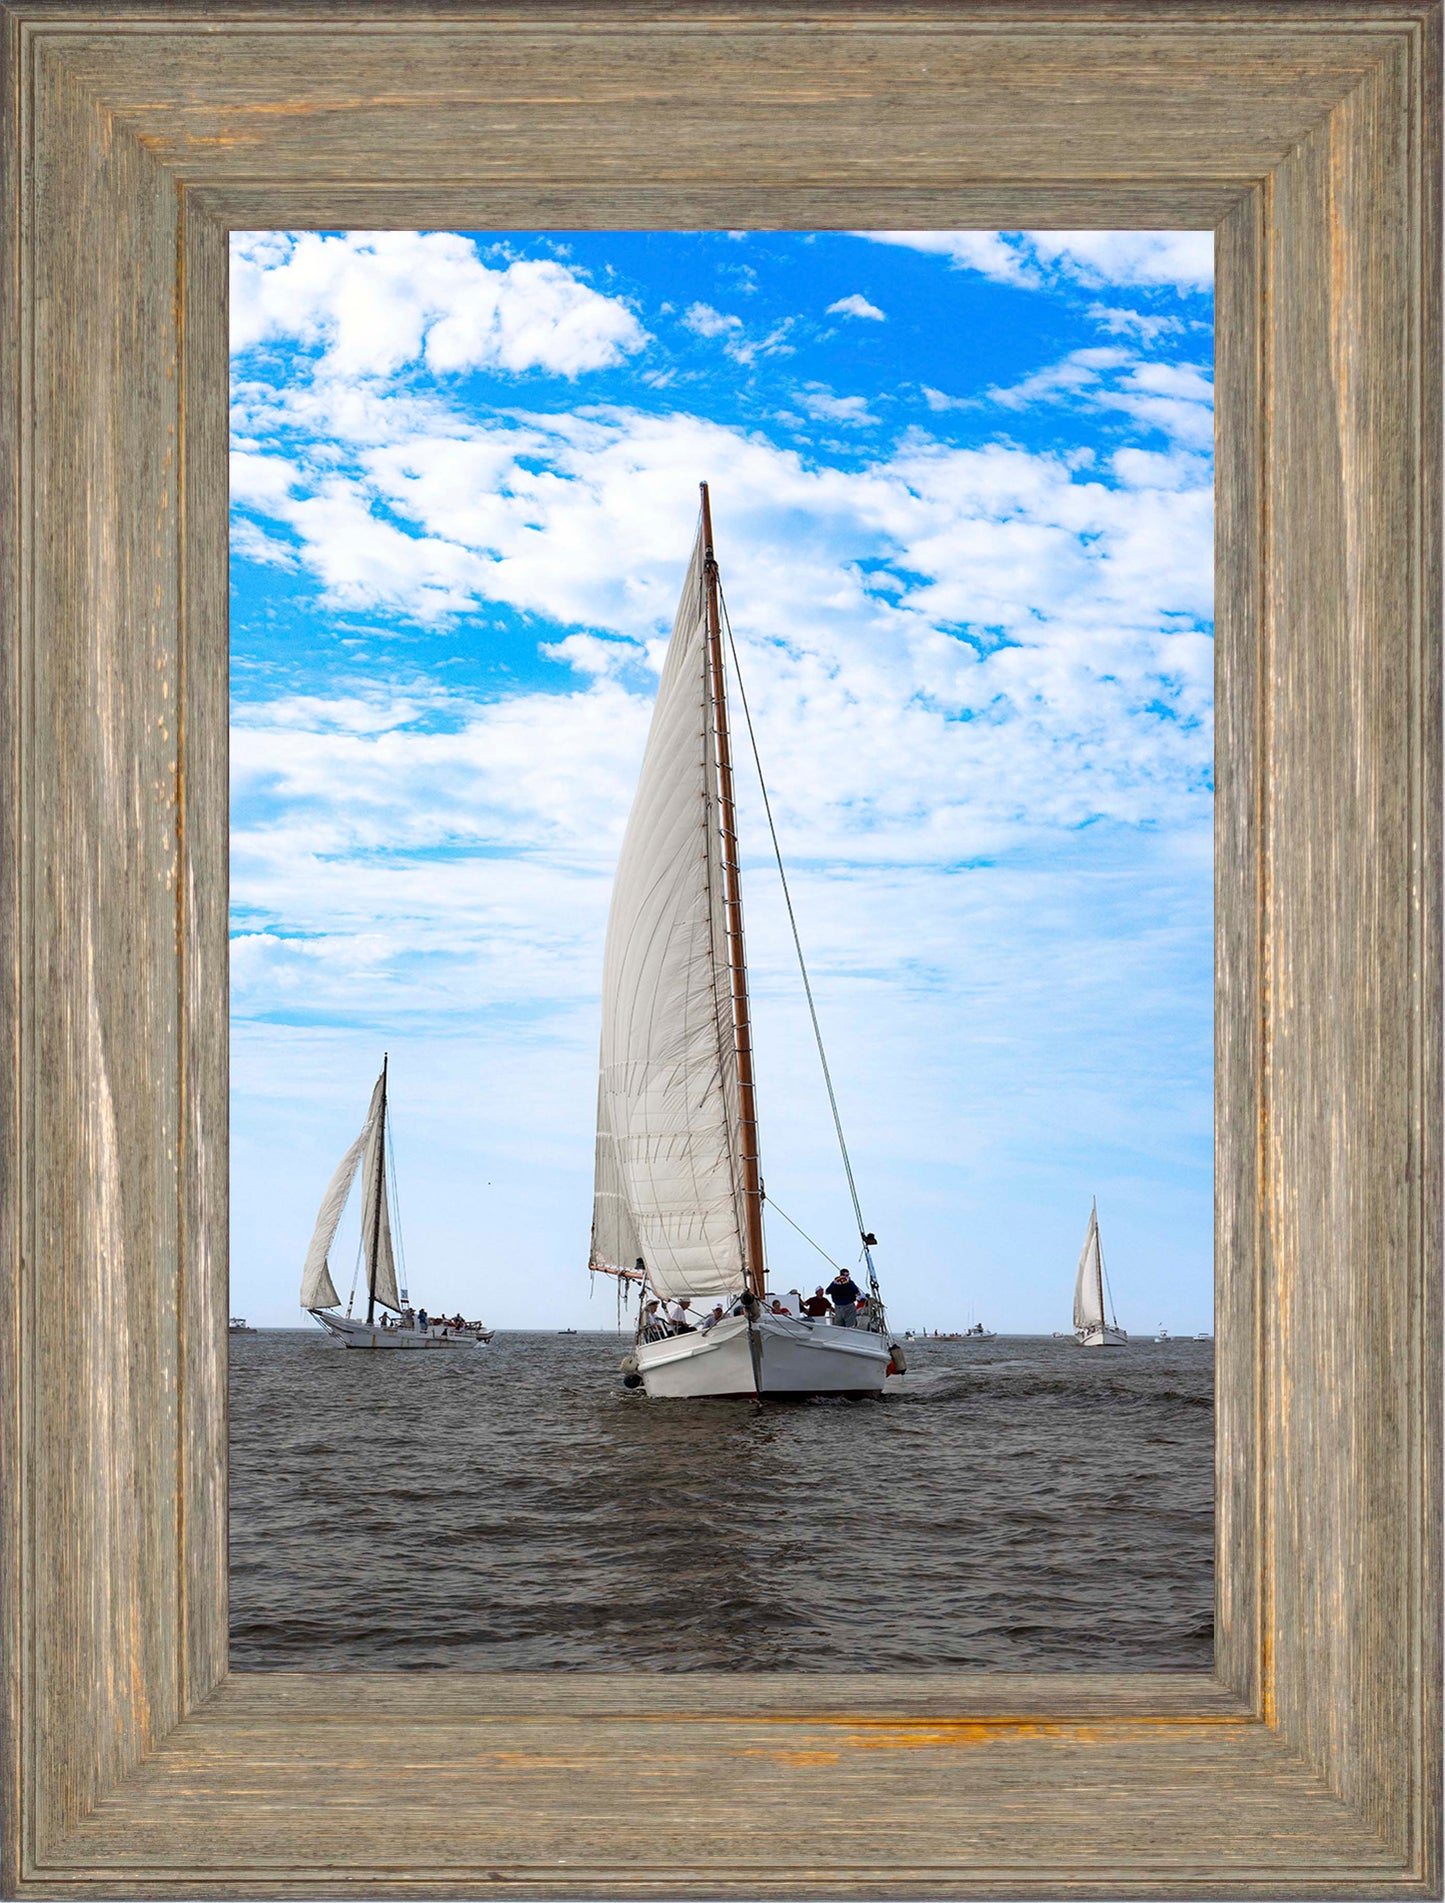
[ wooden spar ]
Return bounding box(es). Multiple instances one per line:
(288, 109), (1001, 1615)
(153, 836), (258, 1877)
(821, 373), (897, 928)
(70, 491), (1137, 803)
(590, 1261), (647, 1285)
(366, 1052), (388, 1325)
(700, 483), (767, 1299)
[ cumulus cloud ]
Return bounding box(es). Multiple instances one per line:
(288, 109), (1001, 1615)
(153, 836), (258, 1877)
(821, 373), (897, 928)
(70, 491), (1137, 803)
(231, 230), (650, 379)
(682, 302), (743, 339)
(859, 231), (1040, 287)
(231, 395), (1212, 883)
(919, 386), (970, 414)
(797, 386), (877, 425)
(828, 293), (886, 321)
(854, 230), (1213, 294)
(680, 302), (795, 366)
(1030, 231), (1214, 290)
(230, 517), (299, 569)
(1088, 305), (1185, 343)
(986, 347), (1214, 450)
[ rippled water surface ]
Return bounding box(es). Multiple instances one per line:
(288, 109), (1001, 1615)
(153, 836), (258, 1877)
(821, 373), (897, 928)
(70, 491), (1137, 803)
(229, 1329), (1213, 1671)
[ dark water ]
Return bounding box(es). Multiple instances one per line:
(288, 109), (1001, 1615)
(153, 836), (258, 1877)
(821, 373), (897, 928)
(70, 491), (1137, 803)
(229, 1329), (1213, 1672)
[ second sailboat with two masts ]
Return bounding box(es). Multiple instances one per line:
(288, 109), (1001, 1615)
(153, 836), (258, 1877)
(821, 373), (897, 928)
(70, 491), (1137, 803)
(299, 1057), (493, 1349)
(590, 487), (902, 1399)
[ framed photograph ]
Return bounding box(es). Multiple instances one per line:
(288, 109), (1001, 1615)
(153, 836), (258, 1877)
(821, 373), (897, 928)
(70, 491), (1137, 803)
(2, 3), (1439, 1896)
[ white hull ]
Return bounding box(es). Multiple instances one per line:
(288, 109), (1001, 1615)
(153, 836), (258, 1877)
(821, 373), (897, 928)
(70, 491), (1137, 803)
(636, 1311), (892, 1398)
(1076, 1324), (1128, 1348)
(311, 1310), (492, 1350)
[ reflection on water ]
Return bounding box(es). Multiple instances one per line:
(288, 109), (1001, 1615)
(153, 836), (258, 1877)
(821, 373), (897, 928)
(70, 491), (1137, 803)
(228, 1329), (1213, 1671)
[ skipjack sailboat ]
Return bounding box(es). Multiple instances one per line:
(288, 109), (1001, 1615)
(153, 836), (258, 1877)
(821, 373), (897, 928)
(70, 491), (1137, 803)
(590, 486), (902, 1399)
(1073, 1198), (1127, 1347)
(299, 1057), (493, 1350)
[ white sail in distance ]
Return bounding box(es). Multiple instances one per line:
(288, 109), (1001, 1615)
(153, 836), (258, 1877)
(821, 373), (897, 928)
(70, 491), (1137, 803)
(299, 1070), (387, 1310)
(1073, 1200), (1107, 1332)
(591, 522), (751, 1303)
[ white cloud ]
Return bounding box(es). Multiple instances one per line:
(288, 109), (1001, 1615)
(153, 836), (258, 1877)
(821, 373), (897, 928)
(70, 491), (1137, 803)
(859, 231), (1040, 287)
(987, 347), (1215, 450)
(232, 400), (1212, 882)
(230, 517), (298, 569)
(1030, 231), (1214, 290)
(828, 293), (886, 321)
(854, 230), (1213, 294)
(919, 385), (970, 413)
(538, 631), (649, 678)
(726, 321), (796, 367)
(236, 377), (1212, 637)
(988, 347), (1134, 408)
(680, 302), (795, 366)
(1088, 305), (1184, 343)
(797, 386), (877, 425)
(681, 302), (743, 339)
(231, 231), (649, 379)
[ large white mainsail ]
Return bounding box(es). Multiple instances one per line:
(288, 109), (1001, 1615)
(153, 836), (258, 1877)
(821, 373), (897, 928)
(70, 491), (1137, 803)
(591, 524), (750, 1303)
(299, 1070), (386, 1310)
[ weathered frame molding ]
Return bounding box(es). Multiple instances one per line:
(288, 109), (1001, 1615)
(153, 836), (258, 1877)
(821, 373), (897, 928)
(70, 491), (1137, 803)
(0, 3), (1439, 1895)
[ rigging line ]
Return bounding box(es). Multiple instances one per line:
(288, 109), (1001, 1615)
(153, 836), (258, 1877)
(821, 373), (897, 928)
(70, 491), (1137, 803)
(385, 1104), (409, 1301)
(1097, 1219), (1118, 1332)
(763, 1195), (848, 1277)
(716, 582), (868, 1242)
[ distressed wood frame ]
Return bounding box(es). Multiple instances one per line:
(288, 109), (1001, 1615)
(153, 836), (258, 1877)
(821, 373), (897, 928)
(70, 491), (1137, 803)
(1, 1), (1440, 1895)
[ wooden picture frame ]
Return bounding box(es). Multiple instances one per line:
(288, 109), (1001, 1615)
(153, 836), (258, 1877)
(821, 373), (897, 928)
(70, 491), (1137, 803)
(1, 2), (1440, 1894)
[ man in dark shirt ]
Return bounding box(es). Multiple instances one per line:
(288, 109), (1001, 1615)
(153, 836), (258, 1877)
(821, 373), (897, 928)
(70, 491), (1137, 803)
(826, 1272), (862, 1327)
(799, 1287), (833, 1321)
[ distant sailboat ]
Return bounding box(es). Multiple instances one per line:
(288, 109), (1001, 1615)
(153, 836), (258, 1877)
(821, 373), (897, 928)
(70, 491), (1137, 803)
(1073, 1199), (1127, 1347)
(590, 487), (899, 1399)
(300, 1057), (493, 1350)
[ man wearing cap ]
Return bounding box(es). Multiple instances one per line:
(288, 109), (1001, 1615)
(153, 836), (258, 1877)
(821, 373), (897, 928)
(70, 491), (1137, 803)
(825, 1271), (863, 1327)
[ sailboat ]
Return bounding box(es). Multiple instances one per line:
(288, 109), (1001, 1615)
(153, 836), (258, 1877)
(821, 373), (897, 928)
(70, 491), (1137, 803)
(299, 1057), (493, 1350)
(1073, 1198), (1127, 1347)
(589, 487), (901, 1399)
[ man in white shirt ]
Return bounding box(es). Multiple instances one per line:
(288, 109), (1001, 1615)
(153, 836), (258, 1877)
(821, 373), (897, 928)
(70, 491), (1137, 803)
(667, 1298), (695, 1333)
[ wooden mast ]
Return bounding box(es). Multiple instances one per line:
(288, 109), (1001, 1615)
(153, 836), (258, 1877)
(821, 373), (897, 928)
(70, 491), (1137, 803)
(700, 483), (766, 1299)
(366, 1052), (388, 1325)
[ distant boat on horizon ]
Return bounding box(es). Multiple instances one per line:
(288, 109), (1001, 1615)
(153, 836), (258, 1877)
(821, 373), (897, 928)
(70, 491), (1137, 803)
(1073, 1199), (1127, 1348)
(228, 1316), (254, 1334)
(299, 1056), (493, 1350)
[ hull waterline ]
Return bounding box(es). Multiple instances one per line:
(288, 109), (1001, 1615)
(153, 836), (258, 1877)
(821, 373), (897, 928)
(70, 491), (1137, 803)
(310, 1310), (491, 1349)
(1076, 1323), (1128, 1348)
(636, 1311), (891, 1398)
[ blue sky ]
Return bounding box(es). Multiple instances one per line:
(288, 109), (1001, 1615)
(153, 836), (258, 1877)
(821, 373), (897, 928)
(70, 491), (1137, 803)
(229, 228), (1214, 1332)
